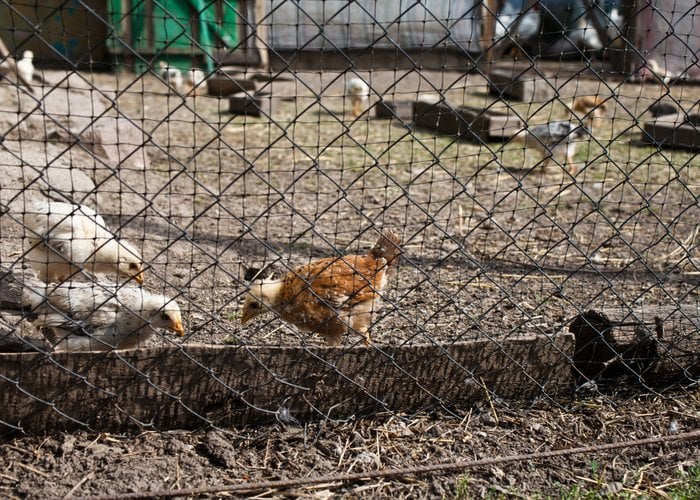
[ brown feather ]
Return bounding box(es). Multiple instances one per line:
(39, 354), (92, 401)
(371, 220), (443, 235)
(242, 230), (402, 345)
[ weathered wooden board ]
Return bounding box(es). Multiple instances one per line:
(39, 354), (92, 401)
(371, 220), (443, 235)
(0, 334), (574, 434)
(487, 69), (556, 103)
(207, 74), (257, 96)
(413, 99), (523, 141)
(569, 306), (699, 386)
(642, 113), (700, 150)
(375, 100), (414, 120)
(228, 91), (275, 116)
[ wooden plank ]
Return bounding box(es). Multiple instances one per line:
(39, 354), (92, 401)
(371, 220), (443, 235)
(413, 98), (523, 141)
(569, 306), (699, 386)
(642, 113), (700, 150)
(487, 69), (556, 103)
(0, 334), (573, 434)
(207, 74), (257, 96)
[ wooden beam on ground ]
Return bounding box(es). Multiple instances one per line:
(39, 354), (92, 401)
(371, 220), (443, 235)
(487, 68), (556, 102)
(642, 113), (700, 150)
(0, 334), (574, 434)
(375, 100), (414, 121)
(207, 73), (257, 96)
(413, 97), (523, 141)
(228, 91), (274, 116)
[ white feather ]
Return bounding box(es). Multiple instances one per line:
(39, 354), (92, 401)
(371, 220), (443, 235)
(23, 200), (144, 284)
(346, 77), (370, 117)
(23, 281), (183, 352)
(158, 61), (184, 92)
(16, 50), (34, 84)
(186, 68), (206, 88)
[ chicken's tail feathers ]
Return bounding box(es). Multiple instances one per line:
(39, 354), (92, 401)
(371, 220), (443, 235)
(370, 229), (402, 266)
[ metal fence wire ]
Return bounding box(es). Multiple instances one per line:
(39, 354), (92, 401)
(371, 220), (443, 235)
(0, 0), (698, 434)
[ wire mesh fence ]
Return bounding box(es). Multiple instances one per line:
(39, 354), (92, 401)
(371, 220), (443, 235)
(0, 0), (698, 435)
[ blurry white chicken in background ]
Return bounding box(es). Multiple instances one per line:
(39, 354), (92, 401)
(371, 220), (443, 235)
(345, 77), (370, 117)
(23, 200), (145, 284)
(185, 68), (207, 95)
(494, 0), (542, 52)
(16, 50), (34, 84)
(570, 6), (624, 51)
(158, 61), (184, 93)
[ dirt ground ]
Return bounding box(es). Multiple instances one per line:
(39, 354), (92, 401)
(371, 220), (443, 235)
(0, 63), (698, 496)
(1, 391), (698, 498)
(2, 66), (698, 349)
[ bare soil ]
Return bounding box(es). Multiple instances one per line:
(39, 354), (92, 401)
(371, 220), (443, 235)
(1, 392), (698, 498)
(0, 64), (698, 497)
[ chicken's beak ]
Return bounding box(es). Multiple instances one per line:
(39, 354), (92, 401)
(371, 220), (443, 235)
(170, 318), (185, 337)
(134, 271), (144, 285)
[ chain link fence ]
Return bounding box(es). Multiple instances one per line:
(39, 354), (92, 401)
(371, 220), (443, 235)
(0, 0), (698, 435)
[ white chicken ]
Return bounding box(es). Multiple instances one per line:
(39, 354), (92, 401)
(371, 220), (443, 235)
(494, 0), (541, 50)
(158, 61), (184, 92)
(23, 280), (185, 352)
(184, 68), (206, 95)
(16, 50), (34, 84)
(23, 200), (145, 284)
(345, 77), (370, 117)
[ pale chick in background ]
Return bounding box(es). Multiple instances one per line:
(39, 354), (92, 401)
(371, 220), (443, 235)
(345, 77), (370, 117)
(184, 68), (207, 95)
(158, 61), (184, 92)
(23, 200), (145, 284)
(16, 50), (34, 83)
(242, 229), (402, 346)
(509, 120), (590, 173)
(23, 280), (185, 352)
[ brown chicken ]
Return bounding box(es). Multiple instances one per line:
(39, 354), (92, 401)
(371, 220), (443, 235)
(241, 229), (402, 346)
(573, 96), (607, 130)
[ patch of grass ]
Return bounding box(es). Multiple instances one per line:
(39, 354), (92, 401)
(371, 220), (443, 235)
(223, 311), (240, 322)
(667, 464), (700, 500)
(455, 474), (470, 499)
(455, 462), (700, 499)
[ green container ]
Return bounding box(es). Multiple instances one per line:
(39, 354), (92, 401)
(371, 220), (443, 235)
(107, 0), (239, 73)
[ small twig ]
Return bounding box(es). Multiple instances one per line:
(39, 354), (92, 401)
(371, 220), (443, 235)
(13, 462), (49, 478)
(480, 376), (499, 426)
(65, 472), (93, 497)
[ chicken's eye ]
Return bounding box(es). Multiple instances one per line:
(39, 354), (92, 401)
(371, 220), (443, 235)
(250, 302), (260, 309)
(129, 263), (140, 271)
(161, 312), (169, 321)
